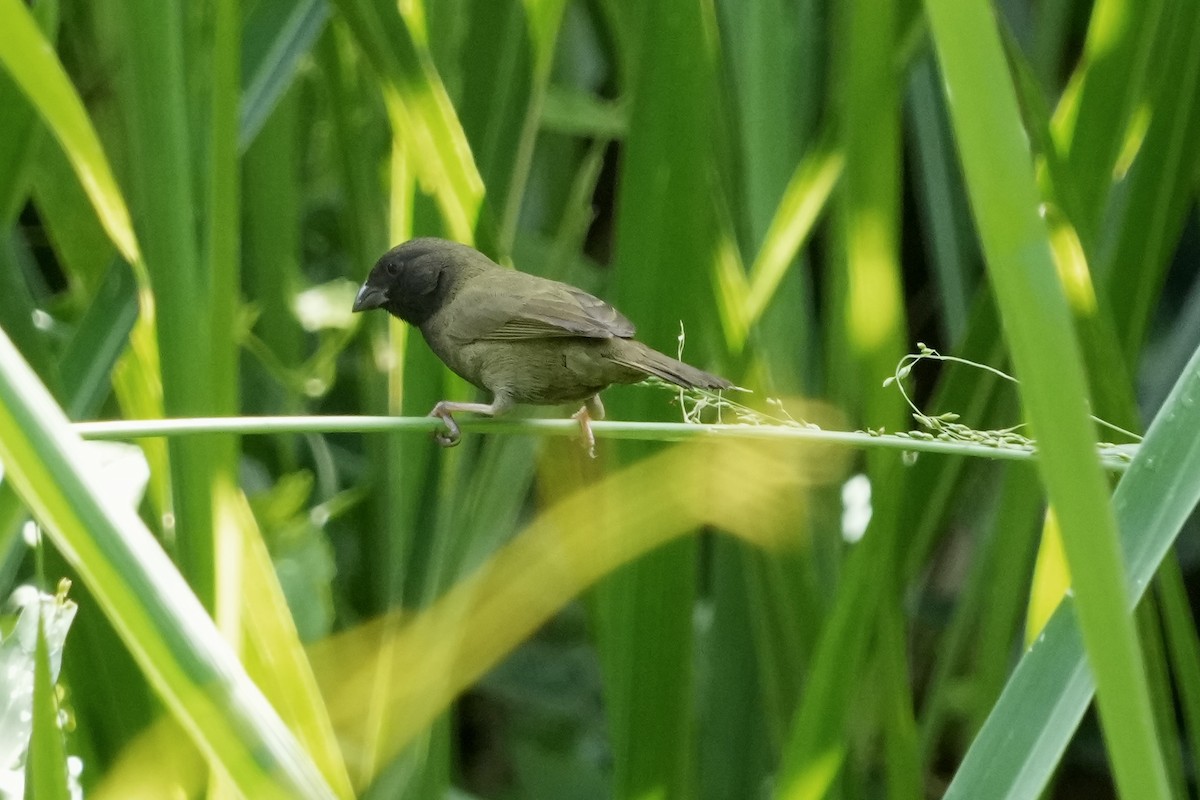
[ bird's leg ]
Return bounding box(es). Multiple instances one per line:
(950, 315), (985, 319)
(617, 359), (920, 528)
(572, 395), (605, 458)
(427, 396), (512, 447)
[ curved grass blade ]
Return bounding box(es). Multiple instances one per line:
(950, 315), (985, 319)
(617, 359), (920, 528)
(332, 0), (487, 245)
(945, 339), (1200, 799)
(0, 329), (338, 800)
(308, 438), (844, 785)
(0, 0), (139, 264)
(924, 0), (1169, 795)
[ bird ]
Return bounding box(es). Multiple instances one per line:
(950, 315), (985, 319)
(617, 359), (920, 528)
(351, 238), (733, 454)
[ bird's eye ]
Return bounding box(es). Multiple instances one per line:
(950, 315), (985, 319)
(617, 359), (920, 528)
(386, 261), (400, 277)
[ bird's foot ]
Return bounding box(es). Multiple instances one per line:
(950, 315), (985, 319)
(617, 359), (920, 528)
(573, 405), (596, 459)
(428, 402), (462, 447)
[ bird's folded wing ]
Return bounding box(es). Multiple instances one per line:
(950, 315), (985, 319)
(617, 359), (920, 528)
(451, 276), (636, 341)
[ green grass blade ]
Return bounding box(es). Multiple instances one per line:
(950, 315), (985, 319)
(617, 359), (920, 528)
(945, 338), (1200, 799)
(905, 52), (980, 343)
(112, 0), (218, 604)
(774, 0), (910, 792)
(924, 0), (1169, 796)
(57, 261), (139, 419)
(0, 237), (59, 393)
(24, 607), (71, 800)
(0, 329), (337, 799)
(597, 2), (723, 796)
(1156, 557), (1200, 782)
(241, 0), (329, 151)
(31, 133), (116, 300)
(0, 0), (138, 264)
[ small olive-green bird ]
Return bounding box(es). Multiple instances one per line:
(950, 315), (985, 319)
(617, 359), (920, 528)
(352, 238), (732, 451)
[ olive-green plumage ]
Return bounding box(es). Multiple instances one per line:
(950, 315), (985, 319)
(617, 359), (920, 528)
(352, 238), (732, 449)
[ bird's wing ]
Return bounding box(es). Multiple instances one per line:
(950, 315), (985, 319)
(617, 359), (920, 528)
(450, 272), (636, 341)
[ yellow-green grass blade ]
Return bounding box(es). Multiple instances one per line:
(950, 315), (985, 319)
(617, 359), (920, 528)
(0, 0), (138, 264)
(1099, 0), (1200, 361)
(1050, 0), (1163, 240)
(307, 438), (842, 787)
(0, 329), (336, 799)
(0, 0), (57, 227)
(68, 435), (845, 794)
(924, 0), (1169, 797)
(332, 0), (488, 246)
(944, 339), (1200, 799)
(743, 131), (841, 346)
(234, 486), (355, 799)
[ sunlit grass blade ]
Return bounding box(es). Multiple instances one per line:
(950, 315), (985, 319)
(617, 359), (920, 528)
(744, 130), (841, 336)
(1100, 0), (1200, 359)
(332, 0), (488, 244)
(0, 329), (337, 799)
(1049, 0), (1162, 237)
(0, 0), (57, 227)
(0, 0), (138, 264)
(234, 485), (355, 798)
(924, 0), (1169, 796)
(945, 338), (1200, 798)
(308, 438), (845, 787)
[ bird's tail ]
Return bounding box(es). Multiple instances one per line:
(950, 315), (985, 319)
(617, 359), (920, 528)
(611, 340), (734, 391)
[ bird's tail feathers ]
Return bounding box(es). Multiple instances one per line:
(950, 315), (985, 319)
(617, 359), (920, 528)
(612, 340), (733, 391)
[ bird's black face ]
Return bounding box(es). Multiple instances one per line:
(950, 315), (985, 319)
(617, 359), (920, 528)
(352, 240), (450, 326)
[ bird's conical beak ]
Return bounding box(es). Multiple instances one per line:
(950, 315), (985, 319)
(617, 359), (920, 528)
(352, 283), (388, 312)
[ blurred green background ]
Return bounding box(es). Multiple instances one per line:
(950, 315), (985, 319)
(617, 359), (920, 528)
(2, 0), (1200, 797)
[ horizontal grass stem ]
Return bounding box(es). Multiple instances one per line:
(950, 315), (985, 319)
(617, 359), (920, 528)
(70, 415), (1131, 471)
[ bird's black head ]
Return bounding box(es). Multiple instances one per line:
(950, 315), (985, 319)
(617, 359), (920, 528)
(352, 238), (480, 326)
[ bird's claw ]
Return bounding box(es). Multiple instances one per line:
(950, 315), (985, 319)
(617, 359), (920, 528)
(428, 405), (462, 447)
(573, 406), (597, 459)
